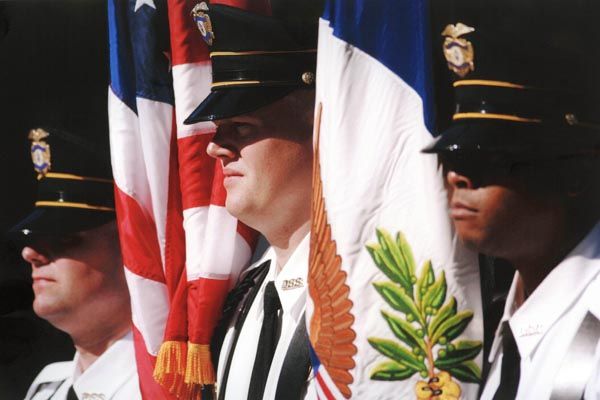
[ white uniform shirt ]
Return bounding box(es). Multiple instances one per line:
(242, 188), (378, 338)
(480, 223), (600, 400)
(217, 234), (315, 400)
(24, 331), (141, 400)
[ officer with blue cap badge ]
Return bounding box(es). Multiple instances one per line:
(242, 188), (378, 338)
(9, 128), (141, 400)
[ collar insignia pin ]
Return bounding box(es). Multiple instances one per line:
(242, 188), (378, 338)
(191, 2), (214, 46)
(282, 277), (304, 291)
(82, 393), (106, 400)
(442, 22), (475, 78)
(28, 128), (51, 180)
(518, 323), (543, 338)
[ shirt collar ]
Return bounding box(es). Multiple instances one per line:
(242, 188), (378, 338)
(267, 234), (310, 324)
(489, 221), (600, 362)
(72, 331), (137, 399)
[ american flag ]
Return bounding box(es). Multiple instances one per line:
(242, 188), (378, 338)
(107, 0), (256, 398)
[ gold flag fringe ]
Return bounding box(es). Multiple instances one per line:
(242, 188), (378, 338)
(153, 342), (215, 399)
(185, 343), (215, 385)
(153, 340), (189, 398)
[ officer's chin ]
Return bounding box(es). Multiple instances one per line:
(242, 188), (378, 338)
(454, 223), (488, 254)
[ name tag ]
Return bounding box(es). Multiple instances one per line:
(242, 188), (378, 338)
(82, 393), (106, 400)
(282, 278), (304, 290)
(517, 323), (543, 337)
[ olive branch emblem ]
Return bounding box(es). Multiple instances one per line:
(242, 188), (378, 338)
(366, 228), (481, 399)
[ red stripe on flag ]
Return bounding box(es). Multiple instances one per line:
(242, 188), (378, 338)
(237, 220), (258, 249)
(132, 325), (176, 399)
(187, 277), (231, 343)
(164, 114), (187, 298)
(167, 0), (210, 66)
(210, 162), (227, 206)
(178, 134), (219, 209)
(163, 269), (189, 342)
(114, 186), (165, 283)
(316, 372), (336, 400)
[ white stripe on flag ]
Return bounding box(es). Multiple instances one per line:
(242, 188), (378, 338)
(108, 89), (151, 208)
(135, 98), (173, 266)
(172, 62), (214, 138)
(183, 206), (251, 280)
(125, 268), (170, 355)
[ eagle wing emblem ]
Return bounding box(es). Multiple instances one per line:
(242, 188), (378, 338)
(441, 23), (474, 39)
(308, 104), (357, 399)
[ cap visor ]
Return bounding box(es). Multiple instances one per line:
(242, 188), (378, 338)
(184, 86), (295, 124)
(7, 207), (115, 240)
(422, 119), (599, 155)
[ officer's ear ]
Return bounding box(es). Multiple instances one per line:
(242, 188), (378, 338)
(560, 157), (600, 198)
(287, 88), (315, 139)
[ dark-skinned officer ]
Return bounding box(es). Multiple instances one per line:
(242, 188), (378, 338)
(424, 1), (600, 398)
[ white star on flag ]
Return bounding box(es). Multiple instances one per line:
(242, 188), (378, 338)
(134, 0), (156, 12)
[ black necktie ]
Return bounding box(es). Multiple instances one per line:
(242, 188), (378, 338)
(492, 322), (521, 400)
(248, 281), (282, 400)
(66, 385), (78, 400)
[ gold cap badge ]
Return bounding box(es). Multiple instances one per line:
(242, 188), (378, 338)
(191, 2), (214, 46)
(442, 23), (475, 78)
(28, 128), (51, 180)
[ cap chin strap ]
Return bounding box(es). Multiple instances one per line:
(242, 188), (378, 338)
(453, 112), (541, 123)
(45, 172), (113, 184)
(210, 49), (317, 57)
(35, 201), (115, 212)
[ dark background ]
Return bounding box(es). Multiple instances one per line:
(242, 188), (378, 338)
(0, 0), (109, 233)
(0, 1), (109, 398)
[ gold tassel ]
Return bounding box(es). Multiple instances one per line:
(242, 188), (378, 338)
(185, 343), (216, 385)
(153, 341), (189, 397)
(188, 383), (208, 400)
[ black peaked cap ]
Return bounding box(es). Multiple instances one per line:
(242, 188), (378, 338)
(8, 128), (115, 239)
(424, 0), (600, 157)
(185, 0), (323, 123)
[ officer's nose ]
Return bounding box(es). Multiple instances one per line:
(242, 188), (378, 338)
(206, 124), (238, 161)
(22, 246), (50, 268)
(446, 170), (473, 190)
(206, 141), (236, 160)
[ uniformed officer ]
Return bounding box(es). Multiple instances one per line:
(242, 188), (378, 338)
(424, 0), (600, 398)
(184, 1), (323, 399)
(9, 128), (141, 400)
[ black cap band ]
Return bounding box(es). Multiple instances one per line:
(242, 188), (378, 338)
(211, 50), (317, 88)
(451, 80), (600, 129)
(36, 172), (115, 212)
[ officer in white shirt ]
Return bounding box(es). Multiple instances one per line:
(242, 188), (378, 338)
(8, 128), (141, 400)
(184, 1), (323, 399)
(424, 0), (600, 398)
